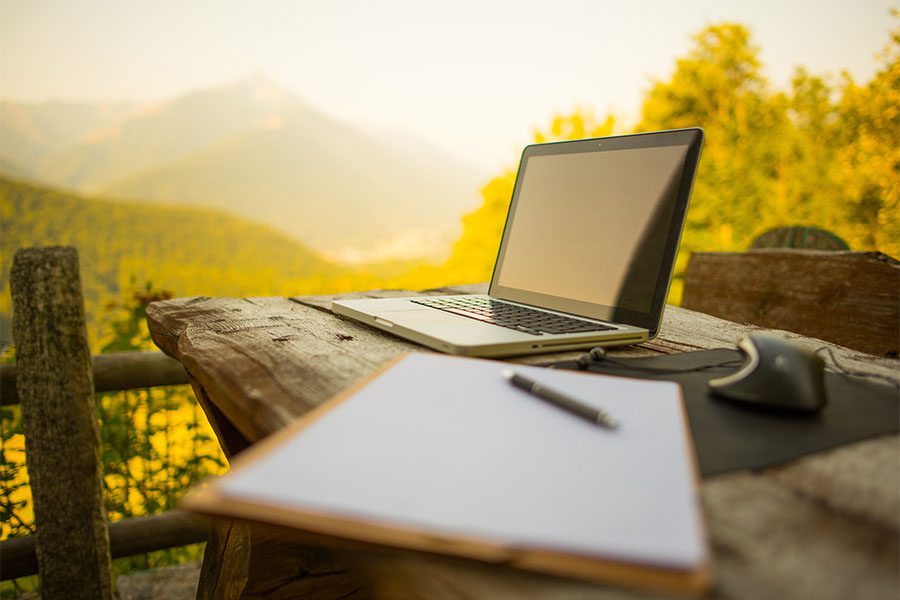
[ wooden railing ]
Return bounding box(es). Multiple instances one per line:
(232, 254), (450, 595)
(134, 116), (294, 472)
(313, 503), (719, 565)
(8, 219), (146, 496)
(0, 350), (206, 581)
(0, 351), (190, 407)
(2, 510), (208, 581)
(0, 246), (209, 597)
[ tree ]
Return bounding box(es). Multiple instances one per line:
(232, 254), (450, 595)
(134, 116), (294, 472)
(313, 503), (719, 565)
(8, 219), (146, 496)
(440, 19), (899, 299)
(639, 23), (787, 259)
(831, 16), (899, 257)
(442, 110), (616, 284)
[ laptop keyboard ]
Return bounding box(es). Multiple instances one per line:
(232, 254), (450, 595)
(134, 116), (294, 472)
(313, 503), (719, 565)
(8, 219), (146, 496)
(410, 296), (616, 336)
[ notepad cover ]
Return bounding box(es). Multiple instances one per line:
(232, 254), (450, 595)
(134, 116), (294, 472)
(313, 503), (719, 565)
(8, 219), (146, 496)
(184, 353), (711, 594)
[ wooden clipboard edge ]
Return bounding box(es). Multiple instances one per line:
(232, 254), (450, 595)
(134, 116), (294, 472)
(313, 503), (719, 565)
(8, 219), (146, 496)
(182, 352), (713, 596)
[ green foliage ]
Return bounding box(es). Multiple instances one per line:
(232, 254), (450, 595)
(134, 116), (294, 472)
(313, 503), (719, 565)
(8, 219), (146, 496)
(0, 403), (31, 539)
(0, 285), (225, 591)
(0, 345), (31, 546)
(441, 21), (900, 303)
(639, 23), (781, 258)
(99, 283), (174, 353)
(95, 286), (225, 521)
(0, 177), (346, 348)
(830, 16), (900, 253)
(438, 110), (619, 286)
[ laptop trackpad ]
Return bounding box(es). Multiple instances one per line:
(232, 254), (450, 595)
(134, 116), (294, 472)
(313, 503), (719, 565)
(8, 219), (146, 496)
(380, 308), (527, 343)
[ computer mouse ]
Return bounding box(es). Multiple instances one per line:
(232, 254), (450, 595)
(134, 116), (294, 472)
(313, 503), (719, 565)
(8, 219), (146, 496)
(708, 332), (827, 414)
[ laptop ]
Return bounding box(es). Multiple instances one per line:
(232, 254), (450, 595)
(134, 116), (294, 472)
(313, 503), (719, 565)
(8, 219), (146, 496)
(333, 128), (704, 357)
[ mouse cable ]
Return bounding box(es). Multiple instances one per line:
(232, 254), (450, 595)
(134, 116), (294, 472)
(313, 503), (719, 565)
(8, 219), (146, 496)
(564, 345), (899, 387)
(581, 357), (743, 374)
(814, 346), (900, 389)
(549, 347), (743, 374)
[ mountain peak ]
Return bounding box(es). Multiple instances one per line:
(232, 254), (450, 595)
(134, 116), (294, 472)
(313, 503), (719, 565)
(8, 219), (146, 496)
(232, 73), (294, 106)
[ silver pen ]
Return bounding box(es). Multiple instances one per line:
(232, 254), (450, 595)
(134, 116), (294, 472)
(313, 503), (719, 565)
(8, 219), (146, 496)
(501, 370), (619, 429)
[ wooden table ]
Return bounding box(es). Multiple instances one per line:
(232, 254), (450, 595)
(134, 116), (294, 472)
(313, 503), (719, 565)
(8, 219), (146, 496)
(146, 284), (900, 600)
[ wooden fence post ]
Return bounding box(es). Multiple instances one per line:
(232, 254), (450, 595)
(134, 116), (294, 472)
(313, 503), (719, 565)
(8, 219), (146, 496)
(10, 246), (113, 600)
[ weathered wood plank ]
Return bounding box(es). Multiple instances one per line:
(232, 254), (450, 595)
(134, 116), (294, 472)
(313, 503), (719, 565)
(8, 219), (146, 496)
(10, 246), (112, 600)
(195, 520), (250, 600)
(0, 363), (17, 404)
(681, 250), (900, 357)
(0, 351), (189, 406)
(186, 371), (251, 459)
(187, 374), (254, 600)
(91, 351), (189, 393)
(148, 293), (899, 502)
(148, 296), (367, 599)
(767, 435), (900, 534)
(193, 505), (365, 600)
(239, 528), (365, 599)
(0, 510), (209, 581)
(660, 305), (900, 382)
(107, 511), (209, 563)
(148, 296), (416, 443)
(146, 289), (900, 600)
(298, 290), (900, 378)
(701, 472), (899, 600)
(344, 468), (900, 600)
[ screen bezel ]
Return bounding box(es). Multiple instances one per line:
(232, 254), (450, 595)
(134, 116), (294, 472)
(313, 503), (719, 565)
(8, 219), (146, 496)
(487, 128), (704, 337)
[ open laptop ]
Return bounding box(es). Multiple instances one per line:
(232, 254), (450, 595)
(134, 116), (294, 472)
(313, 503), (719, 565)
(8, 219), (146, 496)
(333, 128), (703, 357)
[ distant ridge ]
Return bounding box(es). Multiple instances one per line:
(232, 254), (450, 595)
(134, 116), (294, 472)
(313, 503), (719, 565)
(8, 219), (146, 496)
(35, 77), (299, 191)
(1, 76), (486, 255)
(0, 176), (344, 345)
(0, 100), (135, 177)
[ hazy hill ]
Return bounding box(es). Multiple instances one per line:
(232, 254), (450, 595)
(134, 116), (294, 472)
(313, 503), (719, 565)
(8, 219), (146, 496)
(102, 108), (484, 251)
(7, 76), (485, 255)
(34, 77), (297, 191)
(0, 177), (345, 346)
(0, 100), (134, 178)
(0, 156), (28, 180)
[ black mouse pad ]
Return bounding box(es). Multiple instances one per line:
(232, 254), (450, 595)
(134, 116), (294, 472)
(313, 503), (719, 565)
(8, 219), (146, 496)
(547, 349), (900, 476)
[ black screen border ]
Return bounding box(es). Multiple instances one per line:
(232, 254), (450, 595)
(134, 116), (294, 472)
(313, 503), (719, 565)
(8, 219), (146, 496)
(488, 128), (704, 337)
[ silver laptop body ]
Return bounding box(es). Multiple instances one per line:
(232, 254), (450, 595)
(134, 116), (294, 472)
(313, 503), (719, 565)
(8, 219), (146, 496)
(333, 128), (704, 357)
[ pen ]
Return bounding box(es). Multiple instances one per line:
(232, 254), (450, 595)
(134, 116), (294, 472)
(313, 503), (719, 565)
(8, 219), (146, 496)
(501, 369), (619, 429)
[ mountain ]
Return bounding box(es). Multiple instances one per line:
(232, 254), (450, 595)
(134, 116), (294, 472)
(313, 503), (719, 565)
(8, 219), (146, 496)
(0, 100), (134, 178)
(101, 109), (484, 251)
(5, 76), (486, 255)
(34, 77), (297, 191)
(0, 177), (344, 347)
(0, 155), (28, 179)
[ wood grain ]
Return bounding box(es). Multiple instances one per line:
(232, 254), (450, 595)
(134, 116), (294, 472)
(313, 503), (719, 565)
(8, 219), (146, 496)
(0, 351), (189, 406)
(681, 250), (900, 357)
(146, 286), (900, 600)
(0, 510), (208, 581)
(10, 247), (113, 600)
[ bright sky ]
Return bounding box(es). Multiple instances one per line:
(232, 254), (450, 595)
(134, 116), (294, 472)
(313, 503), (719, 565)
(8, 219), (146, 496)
(0, 0), (894, 169)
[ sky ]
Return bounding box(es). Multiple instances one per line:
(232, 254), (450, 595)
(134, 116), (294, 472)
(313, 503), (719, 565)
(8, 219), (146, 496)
(1, 0), (895, 169)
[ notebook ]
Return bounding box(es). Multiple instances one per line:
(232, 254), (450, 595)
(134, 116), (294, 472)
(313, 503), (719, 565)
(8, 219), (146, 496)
(183, 353), (712, 594)
(332, 128), (703, 357)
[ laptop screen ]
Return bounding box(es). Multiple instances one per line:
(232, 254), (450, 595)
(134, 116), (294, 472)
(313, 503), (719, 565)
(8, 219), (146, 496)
(489, 129), (703, 334)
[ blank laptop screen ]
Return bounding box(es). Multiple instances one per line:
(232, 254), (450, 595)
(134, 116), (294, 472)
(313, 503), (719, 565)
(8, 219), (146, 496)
(490, 131), (699, 330)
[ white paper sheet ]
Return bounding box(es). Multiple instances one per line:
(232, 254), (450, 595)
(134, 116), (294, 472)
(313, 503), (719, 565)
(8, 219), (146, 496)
(219, 353), (706, 568)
